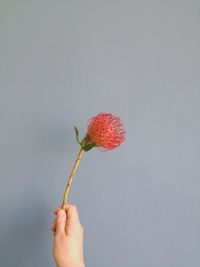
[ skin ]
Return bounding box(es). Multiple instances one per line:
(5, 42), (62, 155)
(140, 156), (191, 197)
(52, 204), (85, 267)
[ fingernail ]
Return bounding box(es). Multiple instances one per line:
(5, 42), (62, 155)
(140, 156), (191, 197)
(58, 210), (65, 217)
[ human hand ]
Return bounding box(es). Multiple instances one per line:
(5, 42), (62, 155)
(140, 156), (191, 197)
(52, 204), (85, 267)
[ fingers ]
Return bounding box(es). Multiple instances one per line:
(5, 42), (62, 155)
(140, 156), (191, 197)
(52, 207), (66, 236)
(65, 205), (83, 235)
(55, 209), (67, 235)
(53, 204), (70, 215)
(53, 208), (60, 215)
(52, 204), (83, 237)
(66, 205), (80, 224)
(51, 218), (56, 232)
(53, 205), (80, 223)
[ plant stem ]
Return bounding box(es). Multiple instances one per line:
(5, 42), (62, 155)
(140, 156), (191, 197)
(62, 148), (85, 209)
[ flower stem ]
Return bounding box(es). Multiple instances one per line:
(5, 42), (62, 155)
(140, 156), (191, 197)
(62, 148), (85, 209)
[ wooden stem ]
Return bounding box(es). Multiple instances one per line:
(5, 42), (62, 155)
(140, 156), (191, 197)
(61, 148), (85, 209)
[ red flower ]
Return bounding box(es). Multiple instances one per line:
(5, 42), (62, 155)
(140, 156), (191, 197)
(86, 112), (126, 150)
(62, 112), (126, 207)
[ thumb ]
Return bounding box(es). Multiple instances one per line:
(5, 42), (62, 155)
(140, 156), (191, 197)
(55, 209), (66, 235)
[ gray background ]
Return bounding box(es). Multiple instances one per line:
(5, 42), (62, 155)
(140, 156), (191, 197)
(0, 1), (199, 267)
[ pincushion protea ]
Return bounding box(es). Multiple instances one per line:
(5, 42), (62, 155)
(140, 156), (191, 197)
(62, 112), (126, 209)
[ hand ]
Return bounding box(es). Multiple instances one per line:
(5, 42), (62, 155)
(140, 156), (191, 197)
(52, 204), (85, 267)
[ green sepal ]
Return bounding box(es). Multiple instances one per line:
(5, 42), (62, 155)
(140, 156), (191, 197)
(82, 142), (96, 151)
(74, 126), (81, 145)
(80, 135), (97, 152)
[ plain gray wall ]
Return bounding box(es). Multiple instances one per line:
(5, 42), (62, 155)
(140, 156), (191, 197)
(0, 1), (199, 266)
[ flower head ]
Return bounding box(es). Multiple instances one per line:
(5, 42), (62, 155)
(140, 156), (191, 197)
(86, 112), (126, 150)
(74, 112), (126, 151)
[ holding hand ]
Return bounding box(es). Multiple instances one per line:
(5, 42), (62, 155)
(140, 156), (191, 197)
(52, 204), (85, 267)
